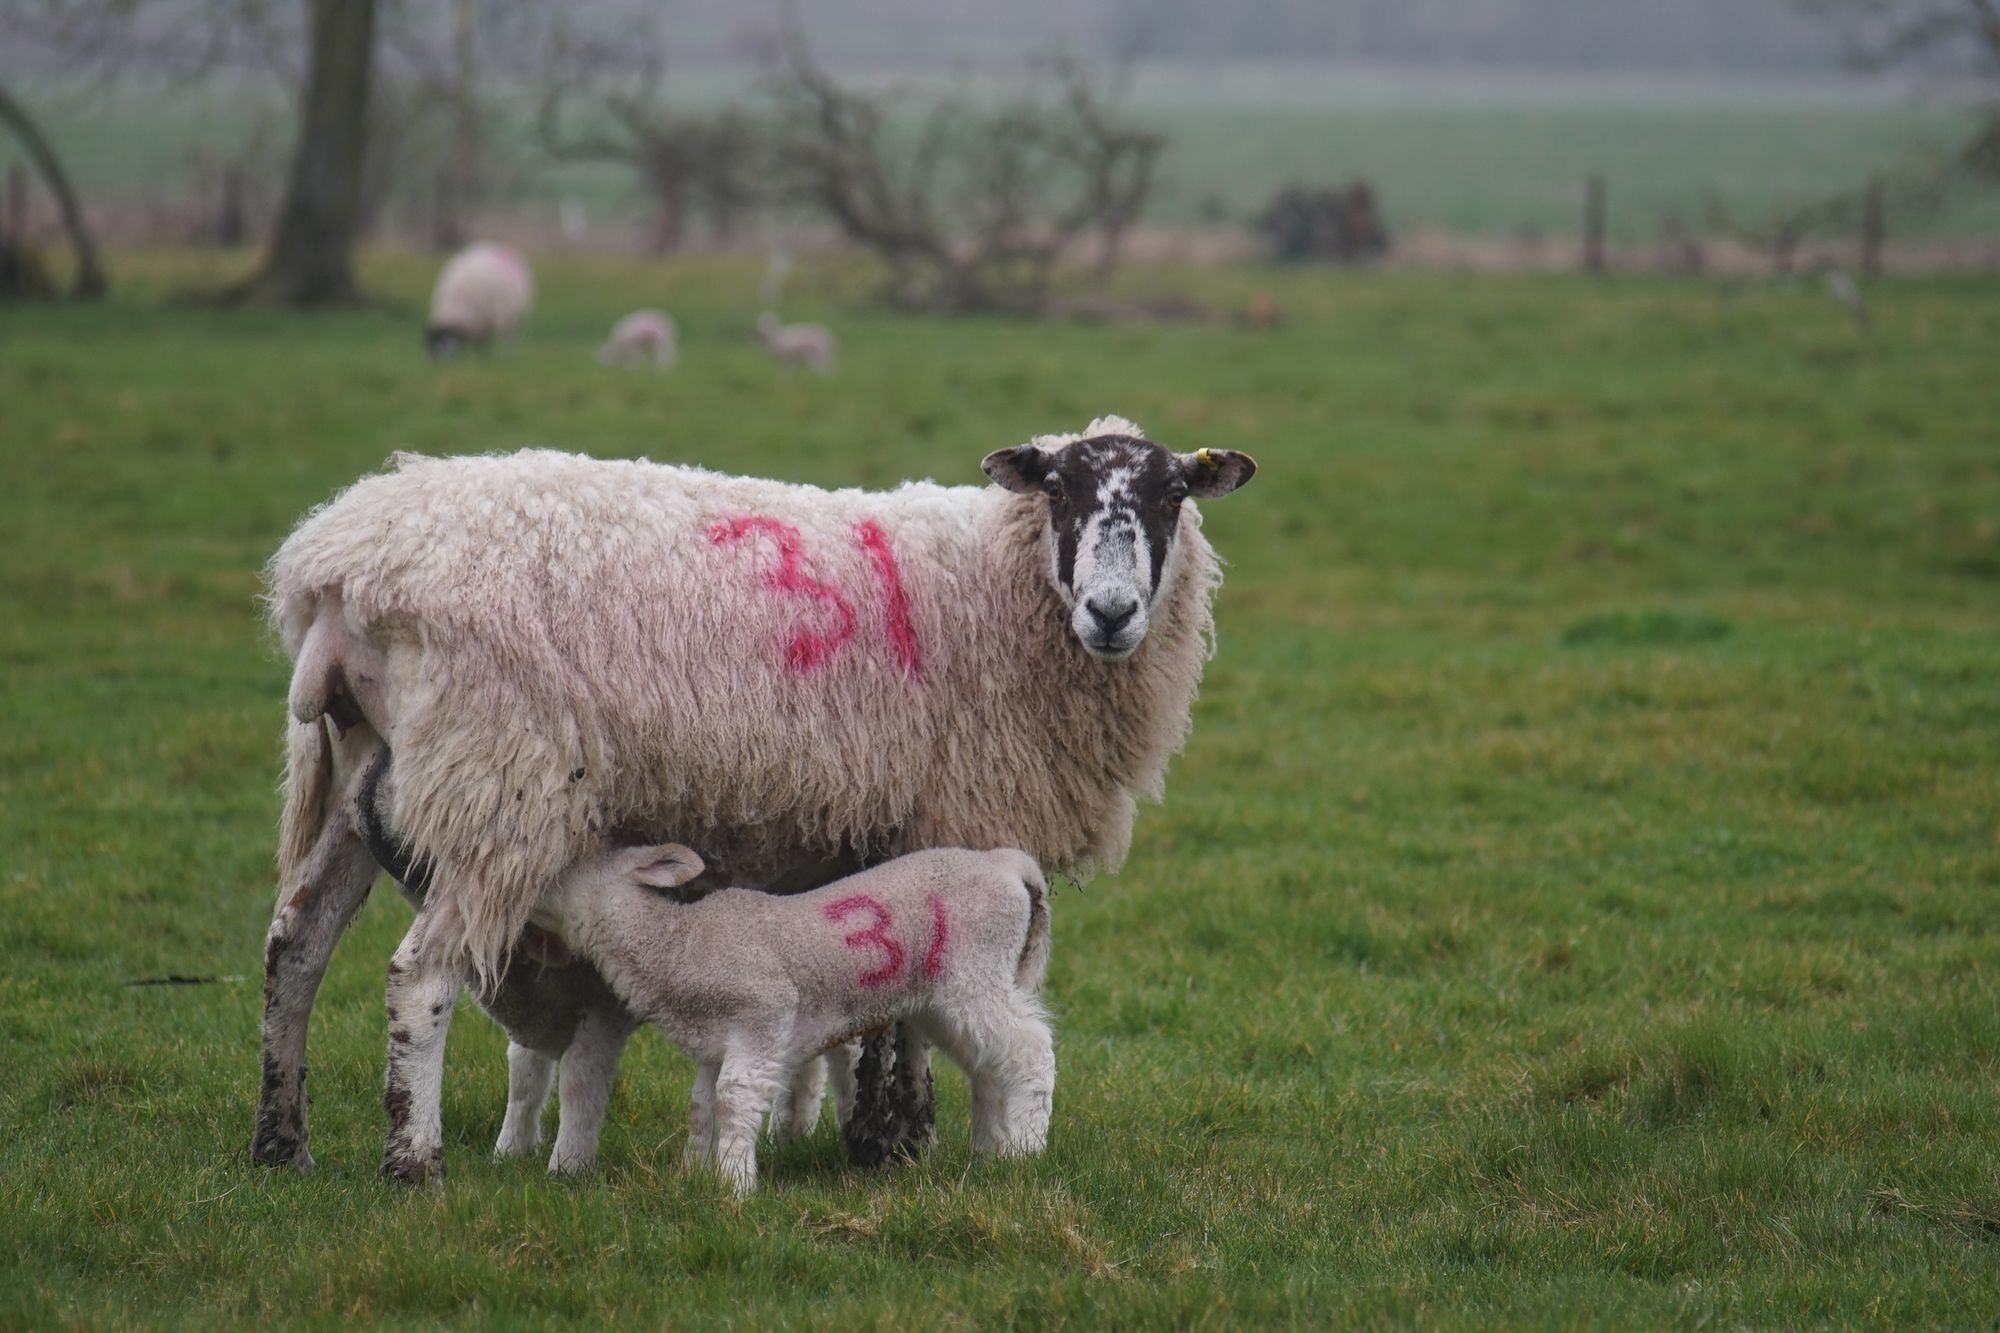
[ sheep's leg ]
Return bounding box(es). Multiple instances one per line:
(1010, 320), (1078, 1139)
(768, 1055), (827, 1143)
(712, 1047), (784, 1195)
(684, 1061), (719, 1169)
(380, 914), (458, 1185)
(890, 1025), (936, 1152)
(548, 1005), (639, 1176)
(253, 734), (380, 1171)
(842, 1023), (935, 1167)
(494, 1042), (557, 1160)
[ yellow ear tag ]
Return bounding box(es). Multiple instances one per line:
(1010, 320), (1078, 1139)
(1196, 448), (1216, 470)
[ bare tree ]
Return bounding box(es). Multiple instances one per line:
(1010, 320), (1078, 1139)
(766, 9), (1163, 314)
(0, 85), (106, 299)
(1797, 0), (2000, 173)
(535, 26), (764, 253)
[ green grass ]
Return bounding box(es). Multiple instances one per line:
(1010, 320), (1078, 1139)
(3, 251), (1999, 1328)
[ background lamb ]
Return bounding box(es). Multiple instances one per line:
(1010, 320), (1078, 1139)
(255, 418), (1256, 1183)
(755, 311), (836, 372)
(597, 309), (678, 370)
(537, 843), (1055, 1194)
(426, 242), (534, 359)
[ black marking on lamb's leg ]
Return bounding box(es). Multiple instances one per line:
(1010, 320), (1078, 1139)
(842, 1031), (900, 1169)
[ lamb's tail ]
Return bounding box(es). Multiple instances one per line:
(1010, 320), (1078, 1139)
(278, 715), (333, 889)
(1010, 852), (1052, 993)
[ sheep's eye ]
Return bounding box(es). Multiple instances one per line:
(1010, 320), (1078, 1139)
(1167, 484), (1189, 505)
(1041, 477), (1064, 500)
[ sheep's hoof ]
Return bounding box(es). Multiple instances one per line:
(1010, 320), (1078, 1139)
(250, 1121), (315, 1172)
(250, 1140), (316, 1173)
(380, 1149), (445, 1186)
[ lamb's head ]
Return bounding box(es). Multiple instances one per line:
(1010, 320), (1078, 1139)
(983, 416), (1257, 660)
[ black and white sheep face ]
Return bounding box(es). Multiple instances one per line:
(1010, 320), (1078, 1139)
(983, 430), (1257, 661)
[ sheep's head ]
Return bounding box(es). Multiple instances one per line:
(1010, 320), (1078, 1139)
(425, 324), (467, 360)
(983, 416), (1257, 661)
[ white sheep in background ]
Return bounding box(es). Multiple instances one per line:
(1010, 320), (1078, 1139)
(755, 311), (836, 373)
(253, 417), (1258, 1183)
(597, 309), (678, 370)
(536, 843), (1055, 1194)
(426, 242), (534, 359)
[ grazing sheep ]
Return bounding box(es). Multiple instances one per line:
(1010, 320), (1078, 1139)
(597, 309), (678, 370)
(755, 311), (836, 373)
(426, 242), (533, 359)
(534, 843), (1054, 1194)
(253, 417), (1257, 1183)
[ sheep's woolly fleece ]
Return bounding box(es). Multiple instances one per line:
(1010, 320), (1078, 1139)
(429, 243), (533, 339)
(266, 418), (1223, 981)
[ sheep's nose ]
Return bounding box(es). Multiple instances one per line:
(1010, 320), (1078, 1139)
(1085, 597), (1138, 634)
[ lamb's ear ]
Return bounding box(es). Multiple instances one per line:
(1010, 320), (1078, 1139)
(982, 444), (1055, 494)
(620, 843), (705, 890)
(1177, 448), (1258, 498)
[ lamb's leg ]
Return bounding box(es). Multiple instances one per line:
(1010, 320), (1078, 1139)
(988, 998), (1056, 1156)
(253, 743), (380, 1171)
(380, 913), (459, 1185)
(712, 1047), (784, 1195)
(826, 1042), (859, 1129)
(684, 1061), (719, 1169)
(494, 1042), (556, 1160)
(768, 1055), (827, 1143)
(548, 1005), (639, 1176)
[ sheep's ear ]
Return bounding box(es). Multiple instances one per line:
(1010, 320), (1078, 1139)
(982, 444), (1054, 494)
(621, 843), (705, 890)
(1177, 448), (1258, 498)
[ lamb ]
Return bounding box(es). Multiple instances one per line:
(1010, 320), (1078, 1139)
(597, 309), (678, 370)
(754, 311), (836, 373)
(426, 242), (533, 359)
(253, 416), (1257, 1184)
(534, 843), (1054, 1193)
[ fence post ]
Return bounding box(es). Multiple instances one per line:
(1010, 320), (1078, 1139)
(5, 163), (27, 244)
(1860, 177), (1885, 278)
(1583, 172), (1606, 275)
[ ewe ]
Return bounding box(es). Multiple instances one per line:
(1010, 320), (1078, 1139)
(426, 243), (533, 358)
(535, 843), (1055, 1194)
(254, 417), (1256, 1183)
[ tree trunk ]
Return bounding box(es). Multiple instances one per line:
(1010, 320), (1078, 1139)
(230, 0), (377, 305)
(0, 85), (107, 300)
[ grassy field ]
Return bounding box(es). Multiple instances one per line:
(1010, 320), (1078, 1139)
(2, 252), (1999, 1327)
(20, 70), (1998, 243)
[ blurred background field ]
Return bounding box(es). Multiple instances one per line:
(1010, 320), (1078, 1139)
(2, 254), (1998, 1326)
(17, 69), (2000, 247)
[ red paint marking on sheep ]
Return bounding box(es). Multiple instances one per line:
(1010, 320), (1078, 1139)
(922, 893), (949, 979)
(854, 518), (923, 678)
(708, 516), (857, 672)
(824, 894), (904, 987)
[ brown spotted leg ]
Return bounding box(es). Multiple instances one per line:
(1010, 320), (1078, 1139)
(841, 1023), (935, 1168)
(252, 761), (380, 1169)
(380, 908), (460, 1184)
